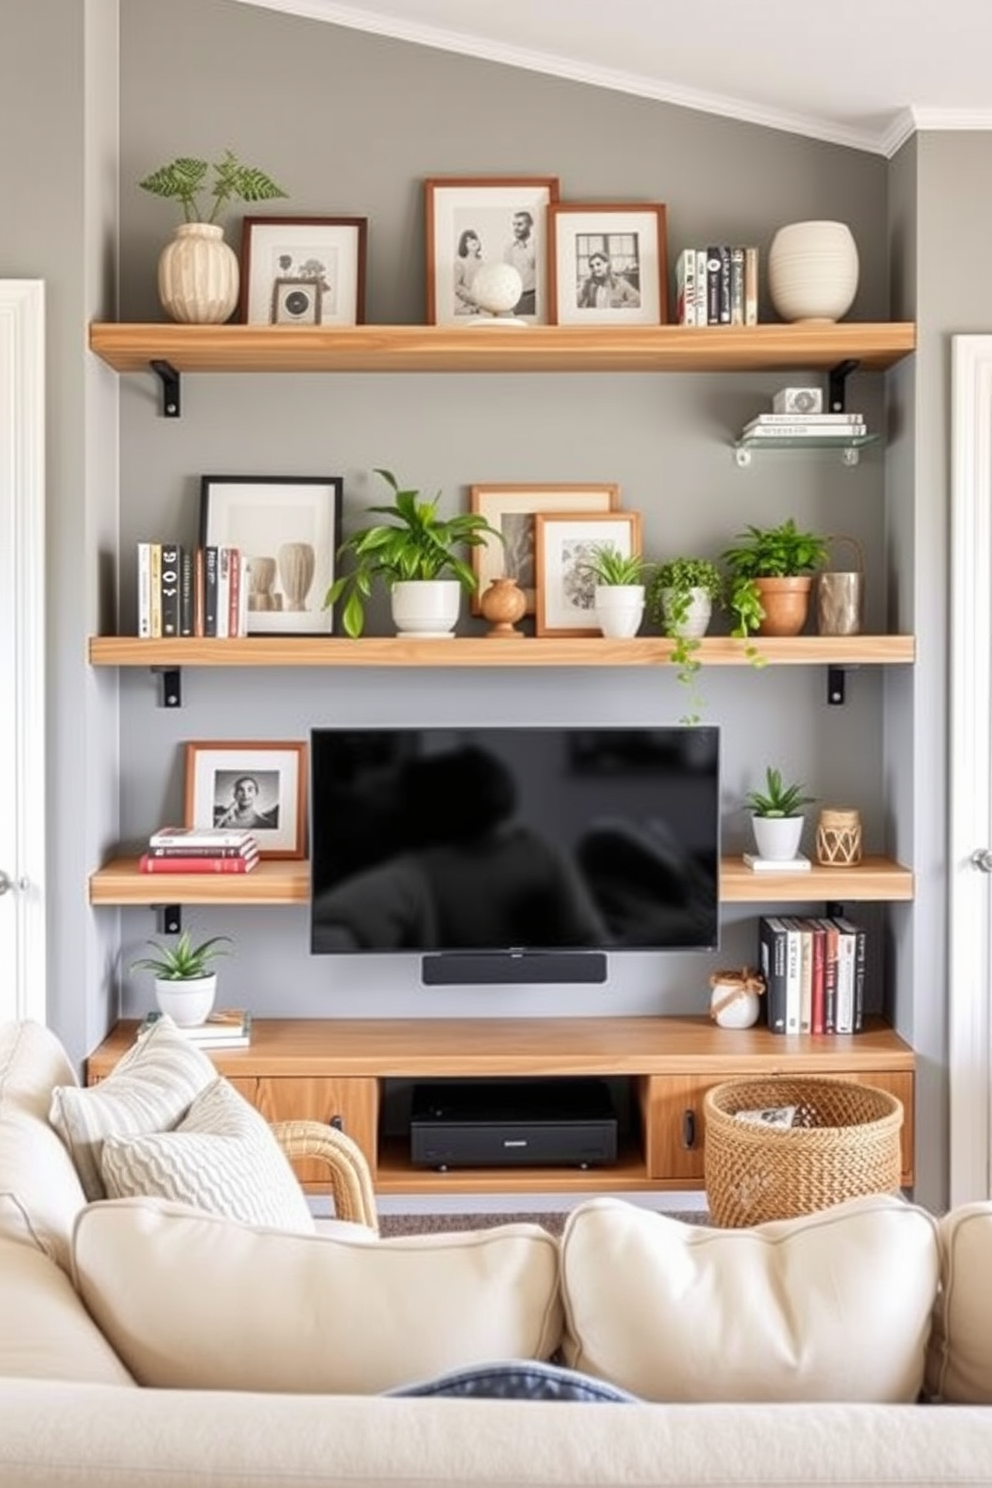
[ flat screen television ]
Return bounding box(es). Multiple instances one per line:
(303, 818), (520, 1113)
(310, 725), (721, 984)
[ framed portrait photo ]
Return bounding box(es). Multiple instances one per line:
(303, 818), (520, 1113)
(199, 475), (343, 636)
(548, 202), (668, 327)
(238, 216), (367, 326)
(535, 510), (643, 636)
(184, 741), (308, 859)
(424, 175), (560, 326)
(470, 483), (621, 615)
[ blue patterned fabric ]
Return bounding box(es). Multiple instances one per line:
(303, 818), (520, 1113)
(387, 1359), (637, 1402)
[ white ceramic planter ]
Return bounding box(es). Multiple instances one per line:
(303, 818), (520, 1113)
(154, 974), (217, 1028)
(660, 586), (713, 639)
(751, 814), (805, 861)
(390, 579), (461, 638)
(768, 220), (859, 324)
(594, 584), (645, 639)
(157, 223), (239, 325)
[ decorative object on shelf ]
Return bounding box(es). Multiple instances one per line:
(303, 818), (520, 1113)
(479, 576), (527, 637)
(744, 766), (816, 862)
(816, 535), (865, 636)
(767, 220), (859, 325)
(185, 740), (308, 859)
(130, 930), (233, 1027)
(580, 543), (655, 640)
(200, 475), (342, 636)
(533, 510), (642, 637)
(139, 152), (287, 325)
(722, 518), (830, 644)
(469, 483), (620, 616)
(464, 262), (526, 324)
(547, 201), (668, 326)
(238, 216), (367, 326)
(324, 468), (503, 638)
(647, 557), (725, 722)
(816, 807), (863, 867)
(709, 967), (765, 1029)
(424, 175), (560, 326)
(773, 386), (824, 415)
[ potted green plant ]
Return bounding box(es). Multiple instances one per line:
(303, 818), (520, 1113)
(130, 930), (233, 1028)
(646, 556), (724, 722)
(138, 150), (288, 324)
(721, 518), (830, 642)
(744, 766), (816, 861)
(324, 468), (503, 638)
(581, 543), (655, 638)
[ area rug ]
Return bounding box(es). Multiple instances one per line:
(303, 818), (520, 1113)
(377, 1209), (710, 1238)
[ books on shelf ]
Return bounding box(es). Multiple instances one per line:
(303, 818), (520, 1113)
(141, 825), (261, 874)
(743, 853), (811, 872)
(741, 415), (867, 440)
(139, 852), (258, 874)
(675, 244), (758, 326)
(136, 542), (252, 640)
(139, 1008), (252, 1048)
(756, 914), (867, 1036)
(149, 827), (259, 850)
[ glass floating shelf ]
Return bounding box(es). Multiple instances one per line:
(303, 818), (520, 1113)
(734, 432), (880, 467)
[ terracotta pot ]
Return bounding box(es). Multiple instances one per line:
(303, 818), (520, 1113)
(754, 575), (813, 637)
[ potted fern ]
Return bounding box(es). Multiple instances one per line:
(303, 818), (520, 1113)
(744, 766), (816, 861)
(130, 930), (233, 1027)
(325, 468), (503, 638)
(139, 150), (287, 324)
(581, 543), (655, 638)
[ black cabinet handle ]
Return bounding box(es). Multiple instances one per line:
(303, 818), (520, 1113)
(330, 1114), (344, 1131)
(682, 1108), (696, 1149)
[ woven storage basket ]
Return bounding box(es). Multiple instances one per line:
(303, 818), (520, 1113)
(703, 1076), (903, 1227)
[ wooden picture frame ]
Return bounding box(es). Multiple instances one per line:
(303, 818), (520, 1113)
(548, 203), (668, 326)
(199, 475), (343, 635)
(185, 741), (308, 859)
(469, 483), (621, 615)
(535, 510), (642, 636)
(238, 216), (367, 326)
(424, 176), (560, 325)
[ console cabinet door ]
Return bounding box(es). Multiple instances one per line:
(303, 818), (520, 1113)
(226, 1075), (379, 1185)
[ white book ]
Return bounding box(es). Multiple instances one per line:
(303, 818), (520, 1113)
(834, 929), (856, 1034)
(747, 412), (867, 427)
(137, 542), (152, 639)
(216, 546), (231, 639)
(148, 826), (258, 849)
(743, 853), (811, 872)
(676, 248), (698, 326)
(742, 421), (867, 439)
(782, 918), (803, 1035)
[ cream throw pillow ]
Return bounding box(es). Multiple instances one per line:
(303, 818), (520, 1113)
(72, 1198), (562, 1393)
(49, 1016), (216, 1200)
(101, 1077), (313, 1233)
(926, 1202), (992, 1402)
(560, 1194), (939, 1402)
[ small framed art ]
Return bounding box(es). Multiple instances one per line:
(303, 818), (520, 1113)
(185, 741), (307, 859)
(424, 176), (560, 325)
(548, 203), (668, 326)
(199, 475), (343, 635)
(469, 483), (621, 615)
(534, 510), (643, 636)
(238, 216), (367, 326)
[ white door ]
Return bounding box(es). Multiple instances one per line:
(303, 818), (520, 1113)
(949, 335), (992, 1203)
(0, 280), (46, 1021)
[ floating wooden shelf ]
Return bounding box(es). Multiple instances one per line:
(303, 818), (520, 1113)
(89, 854), (913, 907)
(88, 634), (915, 668)
(89, 321), (916, 376)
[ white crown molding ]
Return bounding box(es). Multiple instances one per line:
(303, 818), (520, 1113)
(231, 0), (890, 155)
(910, 106), (992, 134)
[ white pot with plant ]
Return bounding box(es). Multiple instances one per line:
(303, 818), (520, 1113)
(139, 151), (287, 324)
(130, 930), (233, 1027)
(647, 557), (724, 722)
(581, 544), (654, 639)
(324, 468), (503, 638)
(744, 767), (816, 861)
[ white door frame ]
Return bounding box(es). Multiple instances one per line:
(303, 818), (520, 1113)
(0, 280), (46, 1022)
(949, 334), (992, 1204)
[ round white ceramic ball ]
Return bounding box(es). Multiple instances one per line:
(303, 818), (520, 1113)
(471, 262), (523, 316)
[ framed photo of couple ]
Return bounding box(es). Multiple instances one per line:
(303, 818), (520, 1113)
(424, 176), (560, 325)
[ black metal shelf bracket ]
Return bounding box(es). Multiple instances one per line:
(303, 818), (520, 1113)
(827, 666), (847, 705)
(828, 358), (860, 413)
(156, 905), (182, 935)
(150, 359), (181, 418)
(153, 667), (182, 708)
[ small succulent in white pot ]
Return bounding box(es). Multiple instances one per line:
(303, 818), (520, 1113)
(581, 544), (655, 639)
(130, 930), (233, 1027)
(744, 767), (816, 861)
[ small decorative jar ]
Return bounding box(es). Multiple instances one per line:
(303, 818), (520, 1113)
(709, 967), (765, 1030)
(816, 807), (863, 866)
(480, 576), (526, 637)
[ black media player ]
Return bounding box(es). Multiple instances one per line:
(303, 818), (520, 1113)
(409, 1077), (618, 1170)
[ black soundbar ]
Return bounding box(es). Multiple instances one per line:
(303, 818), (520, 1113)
(421, 950), (608, 986)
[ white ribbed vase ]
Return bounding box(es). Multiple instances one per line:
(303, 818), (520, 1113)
(768, 220), (859, 324)
(157, 223), (239, 325)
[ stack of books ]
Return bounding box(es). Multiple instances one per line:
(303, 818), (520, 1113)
(138, 826), (261, 875)
(757, 915), (867, 1037)
(137, 542), (252, 639)
(140, 1008), (252, 1048)
(740, 412), (868, 442)
(675, 245), (759, 326)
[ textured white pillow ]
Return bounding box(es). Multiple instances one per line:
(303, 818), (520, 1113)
(49, 1016), (217, 1200)
(926, 1202), (992, 1402)
(101, 1077), (314, 1233)
(560, 1194), (939, 1402)
(72, 1198), (563, 1393)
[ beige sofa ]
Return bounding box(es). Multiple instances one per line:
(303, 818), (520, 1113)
(3, 1018), (992, 1488)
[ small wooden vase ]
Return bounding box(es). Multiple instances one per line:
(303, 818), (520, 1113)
(480, 576), (526, 637)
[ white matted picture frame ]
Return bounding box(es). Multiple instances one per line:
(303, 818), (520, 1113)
(548, 202), (668, 326)
(199, 475), (343, 635)
(469, 483), (621, 615)
(535, 510), (642, 636)
(185, 741), (308, 859)
(425, 176), (560, 325)
(238, 216), (367, 326)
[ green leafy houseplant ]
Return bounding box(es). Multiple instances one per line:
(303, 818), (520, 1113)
(744, 766), (816, 819)
(721, 518), (830, 659)
(647, 557), (724, 724)
(324, 468), (504, 638)
(130, 931), (233, 981)
(580, 543), (654, 586)
(138, 150), (287, 225)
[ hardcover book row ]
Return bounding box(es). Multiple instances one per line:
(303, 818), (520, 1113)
(136, 542), (252, 639)
(675, 245), (759, 327)
(757, 914), (866, 1036)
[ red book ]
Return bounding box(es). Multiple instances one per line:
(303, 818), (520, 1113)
(138, 853), (258, 874)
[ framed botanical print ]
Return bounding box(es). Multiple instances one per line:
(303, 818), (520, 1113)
(469, 483), (621, 615)
(424, 176), (560, 325)
(535, 510), (642, 636)
(238, 216), (367, 326)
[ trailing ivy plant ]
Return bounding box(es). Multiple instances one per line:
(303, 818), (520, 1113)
(138, 150), (287, 225)
(647, 557), (724, 723)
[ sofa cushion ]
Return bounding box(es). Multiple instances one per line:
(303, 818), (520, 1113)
(0, 1234), (134, 1385)
(100, 1077), (314, 1233)
(926, 1201), (992, 1402)
(72, 1198), (562, 1393)
(0, 1019), (88, 1270)
(388, 1359), (637, 1401)
(49, 1016), (216, 1200)
(560, 1194), (939, 1402)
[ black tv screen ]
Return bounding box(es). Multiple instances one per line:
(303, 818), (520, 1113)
(309, 726), (721, 983)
